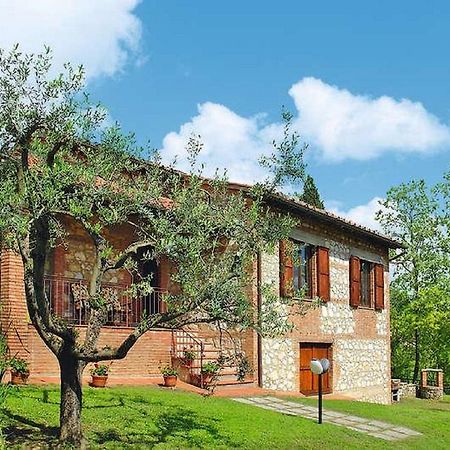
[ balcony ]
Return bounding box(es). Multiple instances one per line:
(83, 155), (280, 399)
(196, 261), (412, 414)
(44, 275), (166, 328)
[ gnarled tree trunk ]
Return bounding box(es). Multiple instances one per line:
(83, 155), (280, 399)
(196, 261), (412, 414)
(58, 352), (85, 447)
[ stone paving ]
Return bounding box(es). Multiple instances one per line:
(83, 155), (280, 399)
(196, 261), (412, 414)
(232, 396), (422, 441)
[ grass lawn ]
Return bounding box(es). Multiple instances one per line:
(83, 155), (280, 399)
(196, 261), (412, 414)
(1, 385), (449, 449)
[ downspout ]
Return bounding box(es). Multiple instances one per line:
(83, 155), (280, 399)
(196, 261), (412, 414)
(256, 251), (263, 387)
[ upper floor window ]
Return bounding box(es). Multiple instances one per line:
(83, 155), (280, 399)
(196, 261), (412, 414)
(293, 242), (315, 297)
(360, 260), (372, 307)
(280, 239), (330, 301)
(350, 256), (385, 309)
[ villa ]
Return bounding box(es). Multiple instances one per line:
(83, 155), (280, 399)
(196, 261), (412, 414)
(0, 183), (401, 404)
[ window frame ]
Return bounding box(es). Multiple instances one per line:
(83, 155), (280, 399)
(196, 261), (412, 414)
(358, 259), (375, 309)
(292, 240), (315, 299)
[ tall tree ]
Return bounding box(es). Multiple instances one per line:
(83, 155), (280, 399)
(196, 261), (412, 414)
(377, 176), (450, 383)
(0, 46), (306, 446)
(298, 174), (324, 209)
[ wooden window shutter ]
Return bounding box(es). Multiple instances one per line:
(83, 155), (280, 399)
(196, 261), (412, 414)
(316, 246), (330, 302)
(279, 240), (294, 297)
(374, 263), (385, 310)
(349, 256), (361, 307)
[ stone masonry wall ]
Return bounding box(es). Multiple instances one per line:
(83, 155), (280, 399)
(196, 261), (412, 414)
(260, 243), (297, 391)
(259, 221), (391, 404)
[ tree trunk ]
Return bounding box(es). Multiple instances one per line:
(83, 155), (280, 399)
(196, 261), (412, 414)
(59, 354), (85, 447)
(413, 329), (420, 383)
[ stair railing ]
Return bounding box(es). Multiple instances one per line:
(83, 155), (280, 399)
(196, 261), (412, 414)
(171, 329), (205, 387)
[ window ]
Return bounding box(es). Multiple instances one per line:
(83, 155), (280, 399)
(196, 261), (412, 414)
(293, 242), (314, 297)
(280, 239), (330, 301)
(360, 260), (372, 307)
(349, 256), (385, 309)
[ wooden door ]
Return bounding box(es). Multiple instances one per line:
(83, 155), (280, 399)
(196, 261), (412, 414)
(299, 343), (332, 395)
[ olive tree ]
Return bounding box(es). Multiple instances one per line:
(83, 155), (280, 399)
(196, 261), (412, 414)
(0, 46), (306, 446)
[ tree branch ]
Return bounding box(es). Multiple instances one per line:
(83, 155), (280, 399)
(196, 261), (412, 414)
(105, 239), (156, 272)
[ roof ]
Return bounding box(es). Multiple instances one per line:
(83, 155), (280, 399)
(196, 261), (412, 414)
(227, 181), (404, 249)
(41, 143), (402, 249)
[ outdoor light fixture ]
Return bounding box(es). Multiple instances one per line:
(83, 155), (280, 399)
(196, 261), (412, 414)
(310, 358), (330, 424)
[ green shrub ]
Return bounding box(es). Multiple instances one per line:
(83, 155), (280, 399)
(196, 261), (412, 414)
(160, 366), (178, 376)
(9, 357), (29, 375)
(201, 362), (220, 375)
(90, 363), (110, 376)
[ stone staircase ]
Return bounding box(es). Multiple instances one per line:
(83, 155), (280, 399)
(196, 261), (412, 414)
(171, 329), (255, 391)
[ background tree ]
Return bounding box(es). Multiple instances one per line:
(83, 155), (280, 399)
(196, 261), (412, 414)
(0, 46), (306, 446)
(298, 174), (324, 209)
(377, 176), (450, 383)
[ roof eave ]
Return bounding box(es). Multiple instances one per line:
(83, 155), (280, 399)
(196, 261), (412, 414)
(267, 195), (405, 250)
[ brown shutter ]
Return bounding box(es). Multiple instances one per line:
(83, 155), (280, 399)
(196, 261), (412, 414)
(316, 246), (330, 302)
(374, 263), (385, 309)
(349, 256), (361, 307)
(279, 240), (294, 297)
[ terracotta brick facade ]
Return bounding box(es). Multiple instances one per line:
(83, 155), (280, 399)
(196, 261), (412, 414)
(27, 325), (172, 378)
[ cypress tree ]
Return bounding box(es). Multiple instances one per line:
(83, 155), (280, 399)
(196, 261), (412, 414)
(299, 175), (324, 209)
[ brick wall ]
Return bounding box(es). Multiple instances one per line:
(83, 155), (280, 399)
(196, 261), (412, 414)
(0, 250), (30, 360)
(28, 325), (172, 377)
(0, 249), (172, 378)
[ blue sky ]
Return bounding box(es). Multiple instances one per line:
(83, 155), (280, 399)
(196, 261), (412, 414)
(2, 1), (449, 229)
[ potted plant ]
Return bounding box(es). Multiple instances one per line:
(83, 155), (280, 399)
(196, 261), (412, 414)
(89, 363), (110, 388)
(161, 366), (178, 387)
(9, 357), (29, 385)
(181, 347), (196, 367)
(201, 361), (220, 387)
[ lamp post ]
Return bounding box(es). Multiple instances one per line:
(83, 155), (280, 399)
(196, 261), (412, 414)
(310, 358), (330, 424)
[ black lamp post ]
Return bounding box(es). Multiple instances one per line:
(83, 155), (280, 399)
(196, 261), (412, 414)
(310, 358), (330, 424)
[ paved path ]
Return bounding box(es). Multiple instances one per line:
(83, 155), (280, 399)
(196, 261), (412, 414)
(232, 396), (422, 441)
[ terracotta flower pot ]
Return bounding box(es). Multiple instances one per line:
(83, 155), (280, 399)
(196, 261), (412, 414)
(90, 375), (108, 388)
(11, 371), (29, 385)
(163, 375), (177, 387)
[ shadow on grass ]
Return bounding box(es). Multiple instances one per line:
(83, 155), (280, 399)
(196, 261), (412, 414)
(3, 396), (240, 449)
(2, 410), (60, 448)
(93, 404), (239, 448)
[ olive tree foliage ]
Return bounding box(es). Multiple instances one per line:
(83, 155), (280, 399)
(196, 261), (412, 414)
(0, 46), (305, 445)
(377, 175), (450, 383)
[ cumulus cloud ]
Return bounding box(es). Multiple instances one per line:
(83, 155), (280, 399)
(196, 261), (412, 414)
(0, 0), (143, 80)
(161, 77), (450, 184)
(290, 77), (450, 161)
(327, 197), (385, 232)
(161, 102), (280, 183)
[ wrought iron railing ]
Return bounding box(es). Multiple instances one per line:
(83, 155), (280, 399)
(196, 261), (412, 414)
(44, 275), (165, 328)
(171, 329), (205, 387)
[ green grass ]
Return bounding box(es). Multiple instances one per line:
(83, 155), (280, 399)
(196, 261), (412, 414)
(1, 385), (449, 449)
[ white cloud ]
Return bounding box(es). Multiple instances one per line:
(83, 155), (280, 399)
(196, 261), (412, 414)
(290, 77), (450, 161)
(161, 102), (279, 183)
(327, 197), (385, 232)
(161, 77), (450, 184)
(0, 0), (143, 80)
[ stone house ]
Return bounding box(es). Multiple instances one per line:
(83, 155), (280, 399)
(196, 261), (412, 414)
(0, 183), (401, 404)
